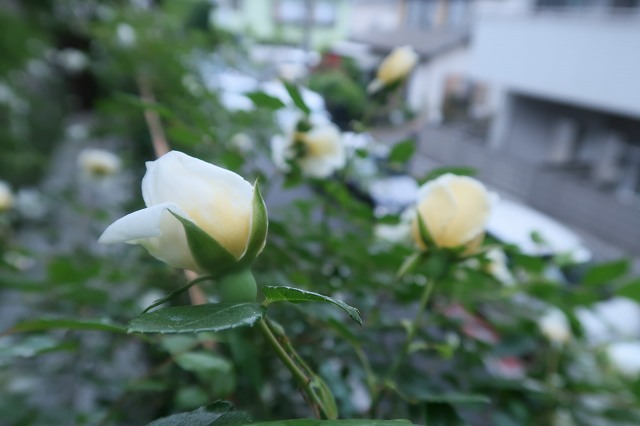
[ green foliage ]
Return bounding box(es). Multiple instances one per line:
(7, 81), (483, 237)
(261, 286), (362, 325)
(307, 69), (366, 130)
(128, 303), (266, 334)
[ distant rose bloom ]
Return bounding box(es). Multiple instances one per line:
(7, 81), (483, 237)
(0, 180), (14, 211)
(539, 307), (571, 345)
(575, 297), (640, 346)
(411, 174), (493, 250)
(368, 45), (418, 92)
(606, 341), (640, 377)
(116, 23), (137, 48)
(78, 148), (121, 178)
(56, 48), (89, 74)
(271, 121), (345, 178)
(229, 133), (254, 154)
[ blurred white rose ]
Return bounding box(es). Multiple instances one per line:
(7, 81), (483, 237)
(575, 297), (640, 346)
(368, 45), (418, 92)
(116, 23), (137, 48)
(411, 174), (493, 250)
(485, 248), (515, 286)
(0, 180), (14, 211)
(606, 341), (640, 377)
(15, 188), (47, 220)
(539, 307), (571, 345)
(78, 148), (122, 178)
(229, 133), (254, 154)
(56, 48), (89, 74)
(271, 121), (345, 179)
(99, 151), (267, 274)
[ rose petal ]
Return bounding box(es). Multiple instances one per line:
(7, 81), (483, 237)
(440, 175), (492, 247)
(413, 177), (457, 247)
(99, 202), (199, 271)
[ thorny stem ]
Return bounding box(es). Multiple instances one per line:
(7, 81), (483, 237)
(257, 317), (330, 419)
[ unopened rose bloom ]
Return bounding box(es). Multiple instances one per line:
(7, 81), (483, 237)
(411, 174), (492, 250)
(78, 148), (121, 178)
(99, 151), (267, 275)
(271, 122), (345, 178)
(368, 45), (418, 92)
(539, 307), (571, 345)
(606, 341), (640, 377)
(116, 23), (137, 48)
(0, 180), (14, 211)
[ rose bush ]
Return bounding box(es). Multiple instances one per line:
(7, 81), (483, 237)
(99, 151), (267, 277)
(411, 174), (492, 250)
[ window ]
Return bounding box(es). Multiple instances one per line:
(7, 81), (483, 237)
(275, 0), (337, 26)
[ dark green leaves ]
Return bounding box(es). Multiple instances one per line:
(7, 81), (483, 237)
(388, 139), (416, 165)
(420, 166), (477, 184)
(147, 403), (251, 426)
(583, 259), (629, 286)
(128, 303), (265, 334)
(283, 81), (311, 115)
(246, 92), (287, 110)
(261, 286), (362, 325)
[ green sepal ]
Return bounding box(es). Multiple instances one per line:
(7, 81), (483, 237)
(238, 181), (268, 269)
(416, 212), (435, 250)
(169, 211), (239, 279)
(397, 252), (424, 279)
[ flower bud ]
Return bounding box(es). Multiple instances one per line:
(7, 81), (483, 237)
(369, 45), (418, 92)
(411, 174), (492, 250)
(99, 151), (268, 277)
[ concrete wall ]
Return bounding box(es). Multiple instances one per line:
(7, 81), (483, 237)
(470, 12), (640, 118)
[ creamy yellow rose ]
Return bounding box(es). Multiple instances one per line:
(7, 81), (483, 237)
(99, 151), (267, 275)
(412, 174), (492, 250)
(369, 45), (418, 92)
(0, 180), (14, 211)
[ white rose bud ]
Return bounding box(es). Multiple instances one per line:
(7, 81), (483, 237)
(412, 174), (492, 250)
(539, 307), (571, 345)
(271, 122), (346, 179)
(0, 180), (14, 211)
(368, 45), (418, 93)
(78, 148), (121, 178)
(606, 341), (640, 377)
(99, 151), (268, 277)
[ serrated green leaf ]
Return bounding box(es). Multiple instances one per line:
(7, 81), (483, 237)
(262, 286), (362, 325)
(283, 81), (311, 115)
(583, 259), (629, 286)
(246, 92), (287, 110)
(239, 182), (268, 268)
(128, 303), (265, 334)
(251, 420), (414, 426)
(7, 318), (126, 334)
(388, 139), (415, 165)
(170, 212), (239, 278)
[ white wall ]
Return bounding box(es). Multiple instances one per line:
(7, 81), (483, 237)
(470, 14), (640, 118)
(407, 47), (470, 122)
